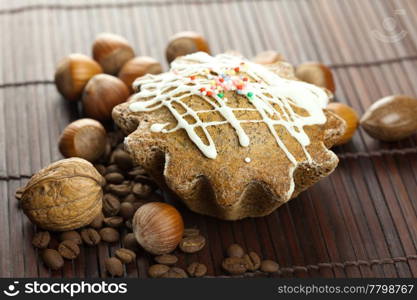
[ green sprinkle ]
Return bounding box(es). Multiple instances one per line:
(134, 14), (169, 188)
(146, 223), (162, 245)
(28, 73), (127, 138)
(217, 93), (224, 98)
(247, 92), (254, 98)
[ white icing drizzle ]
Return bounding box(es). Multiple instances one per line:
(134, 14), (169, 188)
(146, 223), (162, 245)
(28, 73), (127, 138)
(129, 52), (330, 164)
(244, 157), (251, 163)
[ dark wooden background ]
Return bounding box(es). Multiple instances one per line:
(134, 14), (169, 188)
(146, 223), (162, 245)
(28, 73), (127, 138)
(1, 0), (417, 278)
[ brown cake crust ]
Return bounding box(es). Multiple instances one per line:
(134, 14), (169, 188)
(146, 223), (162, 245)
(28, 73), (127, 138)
(113, 55), (345, 220)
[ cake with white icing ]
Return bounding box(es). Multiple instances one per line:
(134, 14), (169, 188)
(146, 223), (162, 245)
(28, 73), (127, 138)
(112, 52), (346, 220)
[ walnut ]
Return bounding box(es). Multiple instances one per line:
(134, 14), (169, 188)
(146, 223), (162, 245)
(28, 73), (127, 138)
(20, 157), (104, 231)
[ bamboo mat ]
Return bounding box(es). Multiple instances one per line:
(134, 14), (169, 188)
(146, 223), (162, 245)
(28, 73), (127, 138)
(1, 0), (417, 278)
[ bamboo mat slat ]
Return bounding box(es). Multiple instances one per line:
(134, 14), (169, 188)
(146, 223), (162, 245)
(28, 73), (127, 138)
(0, 0), (416, 278)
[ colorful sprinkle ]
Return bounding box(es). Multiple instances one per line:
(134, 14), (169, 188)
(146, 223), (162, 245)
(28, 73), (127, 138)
(189, 75), (196, 80)
(217, 93), (224, 98)
(206, 91), (213, 96)
(234, 67), (240, 73)
(247, 92), (254, 98)
(242, 77), (248, 82)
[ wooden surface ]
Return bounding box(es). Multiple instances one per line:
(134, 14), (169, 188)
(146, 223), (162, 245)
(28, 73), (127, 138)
(1, 0), (417, 278)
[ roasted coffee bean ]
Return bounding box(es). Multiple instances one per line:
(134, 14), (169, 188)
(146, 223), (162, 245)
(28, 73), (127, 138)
(125, 219), (133, 231)
(131, 200), (147, 212)
(113, 149), (133, 171)
(128, 166), (147, 177)
(94, 164), (106, 176)
(32, 231), (51, 249)
(222, 257), (247, 275)
(106, 164), (121, 174)
(187, 262), (207, 277)
(58, 240), (80, 260)
(183, 228), (200, 238)
(226, 244), (244, 258)
(80, 228), (101, 246)
(89, 212), (104, 229)
(154, 254), (178, 266)
(243, 252), (261, 271)
(59, 231), (82, 245)
(47, 237), (60, 249)
(122, 193), (137, 203)
(119, 202), (135, 219)
(148, 264), (170, 278)
(161, 267), (188, 278)
(105, 257), (124, 277)
(103, 194), (121, 216)
(115, 248), (136, 264)
(147, 193), (164, 202)
(107, 184), (131, 197)
(132, 183), (152, 198)
(104, 216), (124, 227)
(123, 233), (140, 251)
(133, 174), (154, 184)
(179, 235), (206, 253)
(42, 249), (64, 270)
(100, 227), (120, 243)
(105, 172), (125, 184)
(99, 139), (112, 164)
(260, 260), (279, 273)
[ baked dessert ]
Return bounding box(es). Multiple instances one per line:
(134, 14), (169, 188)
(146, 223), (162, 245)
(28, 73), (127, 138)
(113, 52), (345, 220)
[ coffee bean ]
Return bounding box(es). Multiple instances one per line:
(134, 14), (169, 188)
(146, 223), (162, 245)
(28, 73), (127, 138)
(100, 227), (120, 243)
(107, 184), (131, 197)
(222, 257), (247, 275)
(80, 228), (101, 246)
(187, 262), (207, 277)
(106, 164), (121, 174)
(148, 264), (170, 278)
(94, 164), (106, 176)
(42, 249), (64, 270)
(104, 216), (124, 227)
(133, 174), (154, 184)
(226, 244), (244, 258)
(98, 139), (112, 164)
(105, 172), (125, 184)
(89, 212), (104, 229)
(179, 235), (206, 253)
(119, 202), (135, 219)
(59, 231), (82, 245)
(103, 194), (121, 216)
(260, 260), (279, 273)
(125, 219), (133, 230)
(32, 231), (51, 249)
(115, 248), (136, 264)
(183, 228), (199, 238)
(123, 233), (140, 251)
(128, 166), (147, 177)
(58, 240), (80, 260)
(161, 267), (188, 278)
(243, 252), (261, 271)
(122, 193), (137, 203)
(132, 183), (152, 198)
(108, 131), (125, 148)
(105, 257), (124, 277)
(113, 149), (133, 171)
(154, 254), (178, 266)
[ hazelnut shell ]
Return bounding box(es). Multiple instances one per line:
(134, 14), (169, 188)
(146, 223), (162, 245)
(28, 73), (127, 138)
(326, 102), (359, 145)
(54, 53), (102, 101)
(92, 33), (135, 75)
(59, 118), (107, 162)
(133, 202), (184, 255)
(166, 31), (210, 64)
(82, 74), (130, 121)
(295, 62), (335, 94)
(118, 56), (162, 93)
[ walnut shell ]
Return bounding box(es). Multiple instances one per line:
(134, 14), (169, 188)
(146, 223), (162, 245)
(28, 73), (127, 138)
(20, 158), (104, 231)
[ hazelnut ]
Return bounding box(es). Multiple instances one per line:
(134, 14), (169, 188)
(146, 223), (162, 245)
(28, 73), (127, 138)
(295, 62), (335, 93)
(118, 56), (162, 93)
(20, 158), (104, 231)
(252, 51), (284, 65)
(326, 102), (359, 145)
(360, 95), (417, 141)
(166, 31), (210, 64)
(92, 33), (135, 74)
(58, 118), (107, 162)
(133, 202), (184, 255)
(82, 74), (129, 121)
(54, 53), (102, 101)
